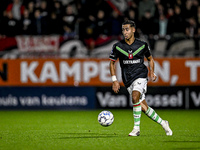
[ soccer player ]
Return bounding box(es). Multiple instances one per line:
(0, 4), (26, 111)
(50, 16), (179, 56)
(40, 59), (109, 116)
(109, 20), (172, 136)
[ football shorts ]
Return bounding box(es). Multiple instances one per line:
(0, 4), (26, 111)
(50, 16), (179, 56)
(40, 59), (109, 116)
(127, 78), (147, 103)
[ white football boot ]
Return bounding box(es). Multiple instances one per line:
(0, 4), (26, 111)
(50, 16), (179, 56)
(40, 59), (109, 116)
(162, 120), (173, 136)
(129, 128), (140, 136)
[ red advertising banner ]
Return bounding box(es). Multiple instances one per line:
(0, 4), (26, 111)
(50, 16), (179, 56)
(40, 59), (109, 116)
(0, 58), (199, 86)
(16, 36), (60, 52)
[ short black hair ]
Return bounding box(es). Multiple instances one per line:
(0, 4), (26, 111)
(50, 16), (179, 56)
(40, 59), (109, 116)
(122, 20), (136, 28)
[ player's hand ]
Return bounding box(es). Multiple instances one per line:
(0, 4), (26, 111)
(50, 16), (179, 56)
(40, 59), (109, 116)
(150, 71), (157, 82)
(112, 81), (120, 93)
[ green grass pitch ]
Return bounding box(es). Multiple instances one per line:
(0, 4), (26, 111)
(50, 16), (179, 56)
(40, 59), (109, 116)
(0, 109), (200, 150)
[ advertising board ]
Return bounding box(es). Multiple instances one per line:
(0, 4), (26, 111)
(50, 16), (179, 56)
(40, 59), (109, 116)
(0, 87), (95, 109)
(96, 86), (200, 109)
(0, 58), (200, 86)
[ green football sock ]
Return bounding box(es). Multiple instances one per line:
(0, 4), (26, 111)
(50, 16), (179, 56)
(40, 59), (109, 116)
(145, 106), (163, 125)
(133, 102), (141, 130)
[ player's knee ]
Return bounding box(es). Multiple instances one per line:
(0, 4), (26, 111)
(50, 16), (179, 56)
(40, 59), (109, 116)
(132, 93), (140, 104)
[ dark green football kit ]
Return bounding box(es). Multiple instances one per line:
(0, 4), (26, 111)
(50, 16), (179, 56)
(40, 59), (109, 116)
(109, 38), (152, 88)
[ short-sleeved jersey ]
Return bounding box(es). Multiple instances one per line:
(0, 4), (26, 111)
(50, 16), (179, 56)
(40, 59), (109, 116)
(109, 38), (151, 88)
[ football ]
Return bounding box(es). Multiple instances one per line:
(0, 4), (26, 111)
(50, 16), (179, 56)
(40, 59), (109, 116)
(98, 110), (114, 127)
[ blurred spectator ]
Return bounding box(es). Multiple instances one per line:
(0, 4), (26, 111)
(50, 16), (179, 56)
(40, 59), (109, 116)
(154, 0), (165, 19)
(75, 0), (111, 43)
(0, 1), (10, 20)
(32, 9), (48, 35)
(174, 5), (185, 33)
(139, 10), (158, 35)
(62, 4), (77, 31)
(125, 9), (137, 22)
(175, 0), (183, 7)
(166, 7), (176, 35)
(63, 24), (76, 39)
(166, 7), (174, 19)
(182, 0), (195, 19)
(167, 5), (185, 36)
(124, 9), (140, 37)
(32, 9), (42, 35)
(74, 0), (86, 19)
(35, 0), (43, 8)
(21, 9), (33, 35)
(39, 0), (49, 18)
(60, 0), (74, 6)
(48, 11), (63, 35)
(196, 6), (200, 25)
(0, 0), (10, 37)
(94, 10), (109, 38)
(81, 14), (96, 52)
(127, 0), (139, 21)
(185, 17), (200, 56)
(2, 11), (21, 36)
(83, 0), (111, 18)
(81, 14), (96, 40)
(186, 17), (199, 38)
(52, 1), (64, 19)
(138, 0), (155, 20)
(6, 0), (25, 21)
(139, 10), (158, 49)
(109, 10), (123, 36)
(191, 0), (199, 18)
(158, 14), (168, 37)
(26, 1), (36, 20)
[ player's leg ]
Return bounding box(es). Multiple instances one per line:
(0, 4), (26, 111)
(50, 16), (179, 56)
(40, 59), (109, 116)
(128, 90), (141, 136)
(141, 100), (173, 136)
(127, 78), (146, 136)
(141, 100), (163, 124)
(132, 90), (141, 133)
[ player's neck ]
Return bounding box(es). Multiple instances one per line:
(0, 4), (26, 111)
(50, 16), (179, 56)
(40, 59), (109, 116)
(125, 37), (135, 45)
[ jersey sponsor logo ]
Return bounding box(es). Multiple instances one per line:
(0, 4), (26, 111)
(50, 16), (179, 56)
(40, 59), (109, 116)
(128, 50), (133, 59)
(123, 59), (140, 64)
(128, 54), (133, 59)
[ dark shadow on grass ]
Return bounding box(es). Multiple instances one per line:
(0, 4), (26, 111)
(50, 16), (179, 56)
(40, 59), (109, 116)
(57, 132), (116, 136)
(55, 132), (123, 139)
(163, 140), (200, 150)
(162, 141), (200, 150)
(58, 135), (117, 139)
(163, 141), (200, 143)
(172, 148), (200, 150)
(56, 132), (182, 139)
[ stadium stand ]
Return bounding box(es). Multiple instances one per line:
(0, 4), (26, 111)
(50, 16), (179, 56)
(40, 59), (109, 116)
(0, 0), (199, 57)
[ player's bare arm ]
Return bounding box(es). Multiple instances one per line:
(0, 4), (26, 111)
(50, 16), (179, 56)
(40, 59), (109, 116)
(147, 55), (157, 82)
(109, 60), (120, 93)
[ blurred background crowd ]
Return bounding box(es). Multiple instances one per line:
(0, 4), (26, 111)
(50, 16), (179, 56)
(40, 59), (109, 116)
(0, 0), (200, 54)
